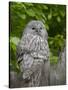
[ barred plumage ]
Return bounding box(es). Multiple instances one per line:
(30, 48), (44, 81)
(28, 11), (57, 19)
(16, 20), (49, 86)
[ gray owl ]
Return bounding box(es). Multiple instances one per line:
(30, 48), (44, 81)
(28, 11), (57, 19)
(17, 20), (49, 87)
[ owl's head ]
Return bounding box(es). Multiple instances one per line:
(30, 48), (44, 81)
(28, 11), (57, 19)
(23, 20), (48, 40)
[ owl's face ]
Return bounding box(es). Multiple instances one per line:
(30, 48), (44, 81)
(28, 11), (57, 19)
(24, 20), (48, 40)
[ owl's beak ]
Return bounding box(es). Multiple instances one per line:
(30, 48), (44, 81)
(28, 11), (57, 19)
(36, 28), (39, 33)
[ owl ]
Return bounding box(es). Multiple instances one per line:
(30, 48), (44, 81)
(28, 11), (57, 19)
(16, 20), (49, 87)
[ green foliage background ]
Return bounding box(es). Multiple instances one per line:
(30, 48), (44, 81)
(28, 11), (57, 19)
(9, 2), (66, 72)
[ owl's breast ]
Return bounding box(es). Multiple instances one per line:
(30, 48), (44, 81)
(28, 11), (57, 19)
(28, 35), (49, 60)
(29, 35), (46, 51)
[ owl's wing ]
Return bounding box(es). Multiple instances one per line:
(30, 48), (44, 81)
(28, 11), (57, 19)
(16, 34), (44, 80)
(17, 34), (35, 62)
(22, 57), (44, 80)
(16, 34), (33, 63)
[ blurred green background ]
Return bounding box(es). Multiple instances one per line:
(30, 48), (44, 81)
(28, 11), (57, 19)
(9, 2), (66, 72)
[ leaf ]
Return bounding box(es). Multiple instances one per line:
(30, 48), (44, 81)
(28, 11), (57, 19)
(10, 42), (16, 51)
(60, 11), (65, 17)
(48, 13), (52, 20)
(50, 52), (58, 64)
(53, 13), (58, 16)
(26, 9), (35, 17)
(45, 23), (49, 30)
(57, 16), (61, 22)
(49, 41), (53, 45)
(24, 3), (33, 6)
(41, 13), (47, 20)
(19, 14), (26, 19)
(10, 37), (20, 46)
(42, 5), (48, 10)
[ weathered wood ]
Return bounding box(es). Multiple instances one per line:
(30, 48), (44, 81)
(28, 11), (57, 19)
(9, 47), (66, 87)
(40, 60), (50, 86)
(50, 47), (66, 85)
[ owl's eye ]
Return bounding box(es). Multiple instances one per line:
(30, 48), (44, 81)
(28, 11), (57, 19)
(40, 27), (42, 29)
(32, 27), (35, 30)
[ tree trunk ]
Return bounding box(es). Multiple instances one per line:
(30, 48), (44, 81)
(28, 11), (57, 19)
(50, 47), (66, 85)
